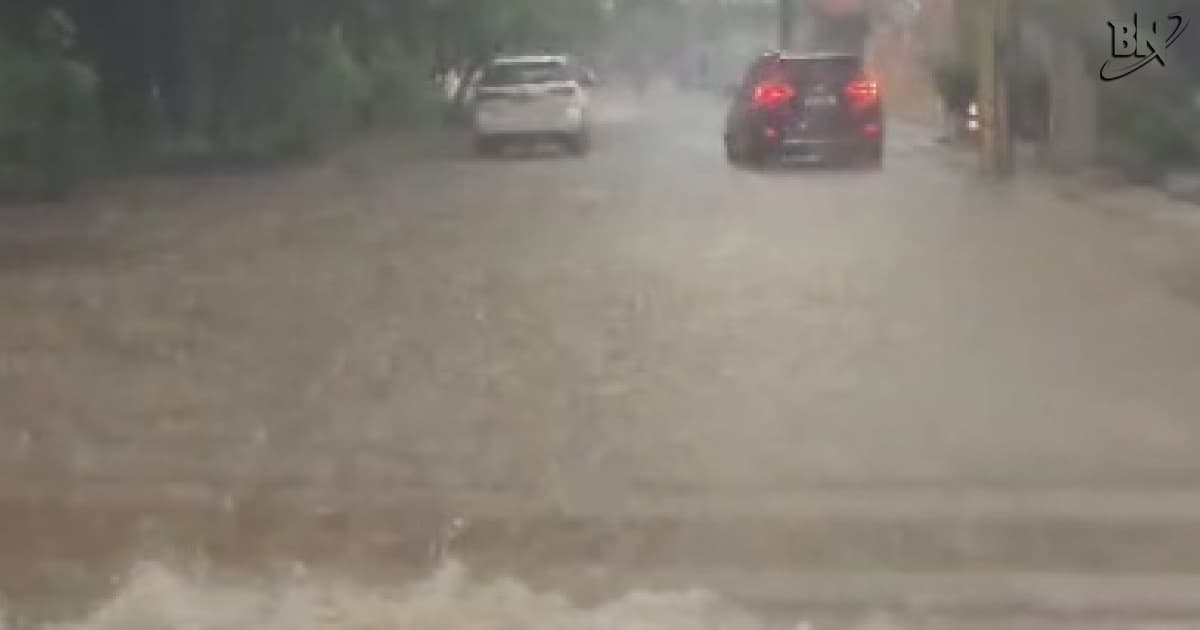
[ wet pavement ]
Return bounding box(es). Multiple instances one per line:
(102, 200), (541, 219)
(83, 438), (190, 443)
(3, 89), (1200, 627)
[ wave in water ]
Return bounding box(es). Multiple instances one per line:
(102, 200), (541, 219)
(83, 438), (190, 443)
(20, 560), (802, 630)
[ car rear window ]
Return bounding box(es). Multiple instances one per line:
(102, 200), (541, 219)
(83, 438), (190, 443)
(481, 62), (570, 87)
(760, 57), (863, 88)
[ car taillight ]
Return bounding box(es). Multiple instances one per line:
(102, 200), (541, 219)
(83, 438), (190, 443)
(845, 78), (879, 110)
(752, 81), (795, 109)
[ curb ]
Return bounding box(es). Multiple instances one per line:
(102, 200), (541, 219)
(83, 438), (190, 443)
(926, 142), (1200, 236)
(1049, 173), (1200, 235)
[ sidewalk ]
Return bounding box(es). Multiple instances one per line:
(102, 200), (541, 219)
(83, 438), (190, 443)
(930, 139), (1200, 237)
(1052, 167), (1200, 234)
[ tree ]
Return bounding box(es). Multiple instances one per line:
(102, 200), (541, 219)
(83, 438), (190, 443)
(0, 0), (622, 178)
(0, 7), (99, 200)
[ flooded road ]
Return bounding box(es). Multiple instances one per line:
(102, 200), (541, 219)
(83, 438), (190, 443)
(4, 89), (1200, 628)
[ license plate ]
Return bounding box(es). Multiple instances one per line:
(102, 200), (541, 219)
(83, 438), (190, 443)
(783, 151), (822, 164)
(804, 94), (838, 107)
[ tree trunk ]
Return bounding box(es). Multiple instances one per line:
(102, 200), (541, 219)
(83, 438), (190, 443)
(152, 0), (190, 135)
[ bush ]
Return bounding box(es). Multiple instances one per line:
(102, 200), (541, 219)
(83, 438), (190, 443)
(364, 43), (442, 129)
(1100, 76), (1199, 172)
(280, 29), (371, 156)
(0, 47), (100, 201)
(217, 28), (370, 159)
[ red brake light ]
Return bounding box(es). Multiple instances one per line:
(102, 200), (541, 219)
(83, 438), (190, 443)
(845, 78), (879, 110)
(752, 81), (795, 109)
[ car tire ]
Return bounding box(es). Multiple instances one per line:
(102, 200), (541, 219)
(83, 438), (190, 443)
(727, 132), (766, 167)
(743, 141), (769, 168)
(474, 135), (501, 157)
(564, 130), (590, 156)
(863, 141), (884, 168)
(724, 134), (744, 165)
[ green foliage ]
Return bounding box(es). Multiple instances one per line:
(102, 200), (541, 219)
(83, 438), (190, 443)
(0, 0), (624, 185)
(34, 7), (77, 53)
(1100, 79), (1199, 170)
(365, 43), (442, 128)
(436, 0), (610, 58)
(281, 29), (372, 156)
(0, 40), (100, 201)
(216, 28), (370, 158)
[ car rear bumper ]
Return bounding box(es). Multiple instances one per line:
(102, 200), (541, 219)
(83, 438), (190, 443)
(770, 136), (881, 161)
(474, 108), (585, 136)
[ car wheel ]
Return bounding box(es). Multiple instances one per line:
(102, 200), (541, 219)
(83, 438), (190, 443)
(724, 134), (742, 164)
(743, 140), (769, 168)
(863, 141), (884, 168)
(564, 130), (590, 156)
(727, 132), (765, 167)
(474, 135), (501, 156)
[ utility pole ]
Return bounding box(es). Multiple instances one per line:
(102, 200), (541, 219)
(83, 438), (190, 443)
(977, 0), (1013, 177)
(779, 0), (796, 50)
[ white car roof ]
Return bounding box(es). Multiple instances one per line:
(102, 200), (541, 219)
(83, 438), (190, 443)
(491, 55), (570, 66)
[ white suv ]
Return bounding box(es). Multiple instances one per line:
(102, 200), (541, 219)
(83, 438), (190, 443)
(472, 55), (594, 156)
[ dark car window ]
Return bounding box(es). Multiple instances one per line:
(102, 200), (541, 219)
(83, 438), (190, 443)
(778, 57), (863, 87)
(745, 56), (863, 90)
(481, 62), (571, 87)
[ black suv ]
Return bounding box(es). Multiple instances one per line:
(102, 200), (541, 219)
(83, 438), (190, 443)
(724, 51), (883, 167)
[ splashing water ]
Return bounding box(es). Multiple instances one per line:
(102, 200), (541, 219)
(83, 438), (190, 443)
(18, 560), (783, 630)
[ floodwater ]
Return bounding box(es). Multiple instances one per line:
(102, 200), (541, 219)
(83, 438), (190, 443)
(5, 89), (1200, 629)
(24, 561), (771, 630)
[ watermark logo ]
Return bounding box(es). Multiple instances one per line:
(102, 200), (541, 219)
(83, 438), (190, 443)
(1100, 12), (1189, 82)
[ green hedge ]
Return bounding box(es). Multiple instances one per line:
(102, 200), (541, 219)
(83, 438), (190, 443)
(364, 43), (443, 129)
(0, 48), (100, 201)
(213, 28), (370, 159)
(1099, 73), (1199, 170)
(1, 18), (445, 193)
(282, 30), (372, 156)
